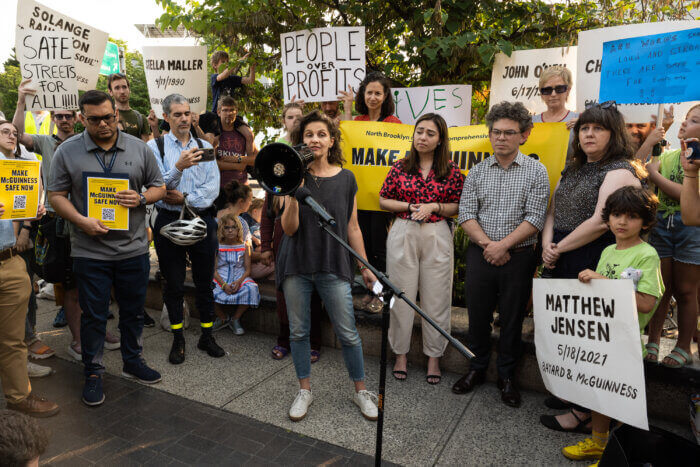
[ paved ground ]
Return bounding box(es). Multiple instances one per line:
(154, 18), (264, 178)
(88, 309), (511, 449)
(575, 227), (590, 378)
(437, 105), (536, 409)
(5, 297), (693, 466)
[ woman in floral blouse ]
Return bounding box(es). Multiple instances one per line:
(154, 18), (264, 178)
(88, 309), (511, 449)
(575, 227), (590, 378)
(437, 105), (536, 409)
(379, 113), (465, 384)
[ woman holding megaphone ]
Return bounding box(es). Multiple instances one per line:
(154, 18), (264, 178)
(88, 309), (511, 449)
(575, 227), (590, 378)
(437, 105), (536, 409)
(274, 110), (379, 422)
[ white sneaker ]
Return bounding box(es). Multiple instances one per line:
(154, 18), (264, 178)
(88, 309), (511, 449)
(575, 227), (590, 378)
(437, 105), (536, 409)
(289, 389), (313, 421)
(353, 390), (378, 421)
(27, 361), (53, 378)
(104, 332), (121, 350)
(67, 342), (82, 361)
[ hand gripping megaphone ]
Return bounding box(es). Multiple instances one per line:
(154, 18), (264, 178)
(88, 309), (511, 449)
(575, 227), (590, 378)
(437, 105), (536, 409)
(253, 143), (314, 196)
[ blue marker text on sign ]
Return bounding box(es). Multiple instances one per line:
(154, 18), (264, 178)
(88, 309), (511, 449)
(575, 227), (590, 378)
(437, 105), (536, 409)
(599, 28), (700, 105)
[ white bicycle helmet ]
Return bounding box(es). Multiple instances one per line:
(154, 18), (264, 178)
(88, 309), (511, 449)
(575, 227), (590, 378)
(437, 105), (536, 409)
(159, 195), (208, 246)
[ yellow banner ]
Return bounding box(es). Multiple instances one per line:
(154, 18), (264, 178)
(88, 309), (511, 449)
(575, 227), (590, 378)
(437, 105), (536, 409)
(85, 176), (129, 230)
(0, 159), (41, 220)
(340, 121), (569, 211)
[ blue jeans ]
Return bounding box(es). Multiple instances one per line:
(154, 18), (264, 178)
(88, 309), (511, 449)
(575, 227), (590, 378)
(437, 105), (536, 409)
(283, 273), (365, 381)
(73, 254), (149, 376)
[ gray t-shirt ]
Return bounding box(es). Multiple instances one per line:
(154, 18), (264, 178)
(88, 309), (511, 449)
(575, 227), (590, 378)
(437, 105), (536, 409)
(32, 134), (63, 211)
(276, 169), (358, 287)
(48, 130), (164, 260)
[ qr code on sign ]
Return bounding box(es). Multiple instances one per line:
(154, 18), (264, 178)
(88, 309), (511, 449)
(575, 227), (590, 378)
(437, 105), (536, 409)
(13, 195), (26, 210)
(101, 208), (115, 222)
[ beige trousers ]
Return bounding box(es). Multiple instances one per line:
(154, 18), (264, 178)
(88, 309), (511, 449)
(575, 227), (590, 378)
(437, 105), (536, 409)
(387, 218), (453, 357)
(0, 254), (32, 403)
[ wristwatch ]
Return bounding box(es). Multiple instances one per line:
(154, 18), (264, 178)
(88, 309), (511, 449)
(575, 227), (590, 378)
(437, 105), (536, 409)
(139, 193), (147, 206)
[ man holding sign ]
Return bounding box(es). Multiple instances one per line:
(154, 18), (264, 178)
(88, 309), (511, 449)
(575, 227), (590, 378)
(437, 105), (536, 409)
(48, 91), (166, 407)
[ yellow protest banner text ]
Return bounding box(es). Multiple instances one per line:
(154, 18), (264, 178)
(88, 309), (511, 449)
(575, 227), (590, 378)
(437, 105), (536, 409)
(86, 177), (129, 230)
(0, 159), (41, 220)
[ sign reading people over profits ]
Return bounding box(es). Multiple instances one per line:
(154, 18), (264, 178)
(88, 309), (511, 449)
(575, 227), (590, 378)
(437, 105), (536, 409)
(84, 176), (129, 230)
(600, 28), (700, 105)
(142, 46), (208, 116)
(16, 0), (109, 91)
(281, 27), (366, 104)
(392, 85), (472, 127)
(0, 159), (41, 220)
(340, 121), (568, 211)
(489, 47), (577, 114)
(533, 279), (648, 430)
(16, 29), (79, 111)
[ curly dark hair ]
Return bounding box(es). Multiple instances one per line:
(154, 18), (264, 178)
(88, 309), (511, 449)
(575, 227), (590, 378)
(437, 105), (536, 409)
(224, 180), (252, 205)
(602, 186), (658, 234)
(402, 113), (451, 181)
(0, 410), (49, 467)
(354, 72), (394, 121)
(291, 110), (344, 166)
(485, 101), (533, 133)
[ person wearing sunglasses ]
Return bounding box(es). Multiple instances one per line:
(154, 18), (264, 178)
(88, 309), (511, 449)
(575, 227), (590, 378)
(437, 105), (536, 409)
(534, 66), (578, 164)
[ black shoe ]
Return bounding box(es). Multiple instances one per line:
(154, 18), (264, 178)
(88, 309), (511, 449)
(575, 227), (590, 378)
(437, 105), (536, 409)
(544, 395), (571, 410)
(197, 334), (225, 358)
(169, 335), (185, 365)
(142, 311), (155, 328)
(497, 378), (521, 408)
(451, 369), (485, 394)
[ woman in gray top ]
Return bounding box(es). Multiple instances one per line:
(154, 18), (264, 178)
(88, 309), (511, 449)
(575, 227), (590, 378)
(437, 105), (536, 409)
(276, 110), (379, 423)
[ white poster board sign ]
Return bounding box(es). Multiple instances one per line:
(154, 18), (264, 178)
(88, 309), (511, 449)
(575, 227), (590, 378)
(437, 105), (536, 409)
(490, 47), (577, 114)
(281, 27), (365, 103)
(16, 29), (79, 111)
(16, 0), (109, 91)
(577, 21), (699, 149)
(142, 46), (208, 116)
(392, 85), (472, 127)
(533, 279), (648, 430)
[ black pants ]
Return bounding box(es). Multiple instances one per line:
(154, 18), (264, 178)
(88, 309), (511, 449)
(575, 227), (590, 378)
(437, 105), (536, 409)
(154, 209), (218, 328)
(357, 210), (391, 273)
(464, 244), (536, 379)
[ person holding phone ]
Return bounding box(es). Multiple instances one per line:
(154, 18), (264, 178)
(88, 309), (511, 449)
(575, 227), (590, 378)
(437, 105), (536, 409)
(644, 103), (700, 369)
(680, 141), (700, 226)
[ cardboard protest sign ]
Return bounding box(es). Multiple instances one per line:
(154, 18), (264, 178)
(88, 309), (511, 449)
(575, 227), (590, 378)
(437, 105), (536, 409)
(84, 176), (129, 230)
(281, 27), (365, 103)
(341, 121), (568, 211)
(0, 159), (41, 220)
(142, 46), (208, 116)
(16, 29), (79, 111)
(600, 28), (700, 105)
(16, 0), (109, 91)
(490, 47), (577, 114)
(392, 85), (472, 127)
(533, 278), (648, 430)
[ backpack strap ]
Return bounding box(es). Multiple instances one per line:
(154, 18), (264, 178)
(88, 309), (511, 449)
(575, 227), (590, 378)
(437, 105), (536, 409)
(156, 136), (165, 161)
(135, 110), (144, 135)
(195, 137), (204, 149)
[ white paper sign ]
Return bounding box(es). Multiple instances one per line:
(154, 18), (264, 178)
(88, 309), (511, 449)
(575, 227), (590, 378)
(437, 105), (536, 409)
(577, 21), (699, 144)
(533, 279), (648, 430)
(391, 85), (472, 127)
(142, 46), (208, 116)
(490, 47), (577, 114)
(281, 27), (366, 103)
(16, 0), (109, 91)
(16, 29), (79, 111)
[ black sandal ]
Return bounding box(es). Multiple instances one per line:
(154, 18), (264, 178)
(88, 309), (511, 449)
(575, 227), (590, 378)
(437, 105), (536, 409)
(392, 370), (407, 381)
(426, 374), (442, 385)
(540, 409), (592, 434)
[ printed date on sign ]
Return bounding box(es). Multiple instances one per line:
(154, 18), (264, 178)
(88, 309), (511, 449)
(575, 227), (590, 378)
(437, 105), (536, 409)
(558, 344), (608, 366)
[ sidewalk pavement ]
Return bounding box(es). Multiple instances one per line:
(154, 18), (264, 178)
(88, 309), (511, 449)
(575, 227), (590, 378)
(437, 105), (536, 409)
(7, 297), (692, 466)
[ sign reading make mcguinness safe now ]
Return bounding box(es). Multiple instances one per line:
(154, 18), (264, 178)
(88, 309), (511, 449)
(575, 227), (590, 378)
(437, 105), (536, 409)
(0, 159), (41, 221)
(85, 176), (129, 230)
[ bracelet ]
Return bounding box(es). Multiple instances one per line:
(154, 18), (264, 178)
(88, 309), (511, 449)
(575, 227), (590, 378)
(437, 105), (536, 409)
(437, 202), (442, 215)
(359, 264), (368, 272)
(407, 203), (412, 212)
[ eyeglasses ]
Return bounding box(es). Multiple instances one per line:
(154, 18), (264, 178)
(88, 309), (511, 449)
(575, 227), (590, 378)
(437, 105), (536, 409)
(223, 226), (238, 231)
(540, 85), (569, 95)
(585, 100), (618, 111)
(0, 128), (18, 138)
(53, 114), (74, 121)
(489, 129), (521, 138)
(84, 114), (116, 125)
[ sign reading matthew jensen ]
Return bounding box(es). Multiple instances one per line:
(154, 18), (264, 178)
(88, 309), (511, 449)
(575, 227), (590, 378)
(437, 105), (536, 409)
(281, 27), (365, 104)
(533, 279), (648, 430)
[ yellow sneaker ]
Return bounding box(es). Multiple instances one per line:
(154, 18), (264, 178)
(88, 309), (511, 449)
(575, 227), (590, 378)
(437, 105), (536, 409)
(562, 437), (605, 460)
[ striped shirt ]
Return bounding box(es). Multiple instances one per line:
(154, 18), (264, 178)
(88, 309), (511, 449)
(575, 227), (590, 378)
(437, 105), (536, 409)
(147, 133), (220, 211)
(458, 152), (549, 248)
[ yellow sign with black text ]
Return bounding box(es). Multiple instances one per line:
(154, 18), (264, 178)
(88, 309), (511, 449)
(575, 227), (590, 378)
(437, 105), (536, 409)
(85, 176), (129, 230)
(340, 121), (569, 211)
(0, 159), (41, 220)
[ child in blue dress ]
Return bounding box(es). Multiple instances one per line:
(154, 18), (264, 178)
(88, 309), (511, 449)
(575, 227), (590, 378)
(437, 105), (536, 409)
(213, 213), (260, 335)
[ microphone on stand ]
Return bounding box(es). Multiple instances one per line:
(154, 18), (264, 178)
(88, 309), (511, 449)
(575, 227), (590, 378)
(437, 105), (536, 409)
(294, 187), (336, 226)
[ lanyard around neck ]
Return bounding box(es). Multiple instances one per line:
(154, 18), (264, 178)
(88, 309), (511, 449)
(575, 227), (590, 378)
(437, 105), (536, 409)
(92, 148), (118, 174)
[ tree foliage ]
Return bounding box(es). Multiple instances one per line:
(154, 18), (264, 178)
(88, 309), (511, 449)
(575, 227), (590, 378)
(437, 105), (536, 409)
(155, 0), (697, 132)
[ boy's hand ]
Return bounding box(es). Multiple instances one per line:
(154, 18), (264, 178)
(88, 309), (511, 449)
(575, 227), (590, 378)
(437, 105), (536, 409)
(578, 269), (606, 283)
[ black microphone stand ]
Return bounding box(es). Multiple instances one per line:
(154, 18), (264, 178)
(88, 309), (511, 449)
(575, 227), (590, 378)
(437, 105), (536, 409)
(314, 217), (475, 466)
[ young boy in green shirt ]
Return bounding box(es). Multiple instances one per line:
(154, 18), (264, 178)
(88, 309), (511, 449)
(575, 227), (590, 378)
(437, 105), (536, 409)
(562, 186), (664, 465)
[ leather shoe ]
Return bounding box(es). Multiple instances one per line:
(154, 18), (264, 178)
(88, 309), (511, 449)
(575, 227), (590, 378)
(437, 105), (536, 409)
(169, 334), (185, 365)
(7, 393), (60, 418)
(451, 369), (485, 394)
(497, 378), (521, 408)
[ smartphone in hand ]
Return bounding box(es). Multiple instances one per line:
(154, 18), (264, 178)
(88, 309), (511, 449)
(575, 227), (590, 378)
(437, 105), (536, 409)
(686, 141), (700, 161)
(199, 148), (216, 161)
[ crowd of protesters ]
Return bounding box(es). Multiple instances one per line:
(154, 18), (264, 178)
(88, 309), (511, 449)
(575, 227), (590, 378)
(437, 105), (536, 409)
(0, 54), (698, 465)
